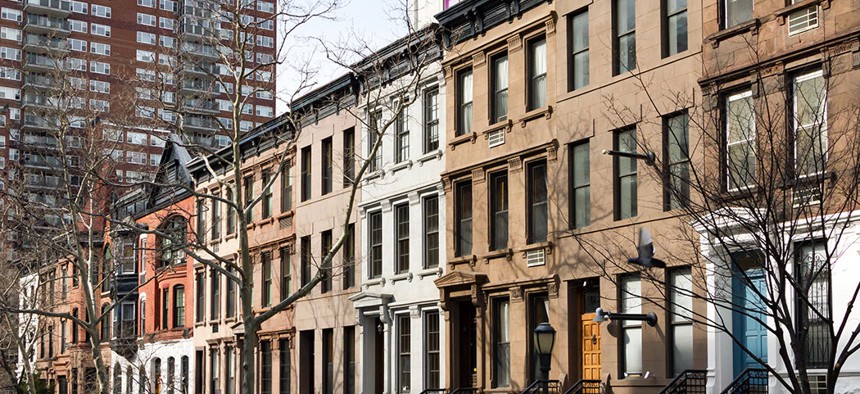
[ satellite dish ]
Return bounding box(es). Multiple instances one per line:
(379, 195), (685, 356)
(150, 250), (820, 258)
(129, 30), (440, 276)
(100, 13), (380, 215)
(627, 227), (667, 269)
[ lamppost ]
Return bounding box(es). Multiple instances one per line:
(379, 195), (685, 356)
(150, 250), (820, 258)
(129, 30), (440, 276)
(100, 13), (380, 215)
(533, 322), (556, 394)
(593, 307), (657, 326)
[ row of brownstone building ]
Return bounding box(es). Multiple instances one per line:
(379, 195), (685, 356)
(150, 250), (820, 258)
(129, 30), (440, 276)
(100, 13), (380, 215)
(15, 0), (860, 394)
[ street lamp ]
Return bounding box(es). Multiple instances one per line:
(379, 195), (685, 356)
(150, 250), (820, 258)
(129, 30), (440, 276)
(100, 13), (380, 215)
(533, 322), (556, 394)
(593, 307), (657, 327)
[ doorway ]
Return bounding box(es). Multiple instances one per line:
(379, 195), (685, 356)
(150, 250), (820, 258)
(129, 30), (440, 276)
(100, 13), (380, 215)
(454, 300), (477, 389)
(731, 251), (768, 376)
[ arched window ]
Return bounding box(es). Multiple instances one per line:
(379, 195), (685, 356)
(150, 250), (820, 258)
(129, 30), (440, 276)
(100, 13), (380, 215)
(153, 358), (162, 394)
(113, 363), (121, 394)
(125, 366), (133, 394)
(100, 304), (111, 340)
(102, 244), (112, 292)
(180, 356), (189, 394)
(167, 357), (175, 394)
(157, 216), (187, 267)
(173, 285), (185, 328)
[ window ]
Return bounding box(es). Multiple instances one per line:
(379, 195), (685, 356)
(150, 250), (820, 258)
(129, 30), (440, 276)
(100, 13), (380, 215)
(210, 270), (220, 320)
(788, 1), (819, 36)
(138, 0), (155, 7)
(343, 128), (355, 186)
(528, 294), (550, 380)
(492, 299), (510, 387)
(321, 230), (332, 293)
(226, 188), (236, 235)
(569, 10), (589, 90)
(210, 350), (220, 394)
(368, 111), (382, 172)
(90, 61), (110, 75)
(91, 23), (111, 37)
(262, 171), (273, 219)
(226, 267), (236, 318)
(279, 339), (291, 394)
(424, 88), (439, 152)
(621, 275), (642, 377)
(614, 0), (636, 74)
(669, 268), (693, 376)
(725, 91), (756, 190)
(490, 172), (508, 251)
(796, 240), (831, 368)
(300, 236), (311, 286)
(527, 37), (547, 111)
(665, 113), (690, 210)
(665, 0), (688, 56)
(92, 4), (111, 18)
(343, 224), (355, 289)
(423, 196), (439, 269)
(527, 160), (548, 244)
(262, 252), (272, 307)
(368, 212), (382, 279)
(723, 0), (753, 29)
(281, 163), (293, 212)
(173, 286), (184, 328)
(614, 128), (638, 219)
(322, 138), (333, 194)
(456, 69), (473, 136)
(491, 54), (509, 123)
(70, 20), (87, 33)
(113, 365), (121, 394)
(395, 111), (409, 163)
(70, 39), (87, 52)
(158, 216), (186, 266)
(397, 315), (411, 393)
(280, 247), (291, 300)
(301, 147), (312, 201)
(261, 341), (272, 394)
(140, 299), (146, 337)
(137, 31), (156, 45)
(569, 141), (591, 228)
(211, 194), (221, 239)
(196, 272), (205, 322)
(137, 13), (156, 26)
(181, 356), (190, 394)
(160, 288), (169, 329)
(455, 181), (472, 257)
(244, 176), (254, 223)
(395, 205), (410, 274)
(793, 70), (827, 176)
(322, 329), (334, 394)
(417, 313), (439, 391)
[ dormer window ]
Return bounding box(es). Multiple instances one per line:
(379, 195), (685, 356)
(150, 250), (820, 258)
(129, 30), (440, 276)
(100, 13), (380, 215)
(157, 216), (187, 267)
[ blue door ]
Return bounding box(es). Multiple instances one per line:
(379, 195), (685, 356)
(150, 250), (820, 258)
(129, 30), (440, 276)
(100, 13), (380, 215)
(732, 268), (768, 375)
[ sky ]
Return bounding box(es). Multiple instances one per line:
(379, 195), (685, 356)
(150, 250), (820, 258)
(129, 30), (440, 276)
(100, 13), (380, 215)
(275, 0), (411, 115)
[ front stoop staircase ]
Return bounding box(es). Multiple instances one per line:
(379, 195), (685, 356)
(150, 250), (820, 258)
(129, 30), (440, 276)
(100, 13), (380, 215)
(720, 369), (768, 394)
(660, 370), (708, 394)
(521, 380), (561, 394)
(564, 379), (601, 394)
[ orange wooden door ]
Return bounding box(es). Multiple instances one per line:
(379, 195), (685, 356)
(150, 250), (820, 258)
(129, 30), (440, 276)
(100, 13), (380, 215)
(581, 312), (601, 380)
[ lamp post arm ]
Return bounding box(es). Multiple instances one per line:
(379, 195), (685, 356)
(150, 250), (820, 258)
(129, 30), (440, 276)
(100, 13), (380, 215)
(602, 149), (657, 165)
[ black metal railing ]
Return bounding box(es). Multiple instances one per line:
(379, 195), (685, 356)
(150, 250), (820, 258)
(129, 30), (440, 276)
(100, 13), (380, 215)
(721, 368), (768, 394)
(522, 380), (561, 394)
(450, 387), (479, 394)
(660, 370), (708, 394)
(564, 379), (601, 394)
(420, 389), (448, 394)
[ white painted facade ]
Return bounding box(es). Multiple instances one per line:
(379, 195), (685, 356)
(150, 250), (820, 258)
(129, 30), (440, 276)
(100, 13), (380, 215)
(16, 272), (39, 380)
(111, 339), (195, 394)
(698, 211), (860, 394)
(354, 57), (447, 394)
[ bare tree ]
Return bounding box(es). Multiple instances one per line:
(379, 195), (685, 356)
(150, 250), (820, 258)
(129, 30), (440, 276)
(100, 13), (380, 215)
(569, 50), (860, 393)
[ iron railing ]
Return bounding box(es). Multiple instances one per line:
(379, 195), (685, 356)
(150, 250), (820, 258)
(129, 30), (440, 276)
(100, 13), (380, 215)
(420, 389), (448, 394)
(721, 368), (768, 394)
(449, 387), (479, 394)
(522, 380), (560, 394)
(563, 379), (601, 394)
(660, 370), (707, 394)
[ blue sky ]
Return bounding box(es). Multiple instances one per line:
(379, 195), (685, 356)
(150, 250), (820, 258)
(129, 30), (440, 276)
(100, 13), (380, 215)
(275, 0), (410, 114)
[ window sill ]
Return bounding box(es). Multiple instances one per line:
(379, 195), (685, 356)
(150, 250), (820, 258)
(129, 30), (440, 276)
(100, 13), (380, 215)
(390, 160), (413, 174)
(390, 272), (413, 283)
(364, 169), (384, 182)
(225, 233), (237, 241)
(519, 241), (554, 255)
(707, 19), (760, 48)
(449, 254), (477, 268)
(276, 211), (294, 220)
(517, 105), (553, 128)
(362, 277), (385, 289)
(417, 266), (443, 278)
(259, 217), (275, 226)
(482, 248), (514, 264)
(418, 149), (443, 164)
(481, 119), (514, 138)
(775, 0), (828, 24)
(448, 131), (478, 151)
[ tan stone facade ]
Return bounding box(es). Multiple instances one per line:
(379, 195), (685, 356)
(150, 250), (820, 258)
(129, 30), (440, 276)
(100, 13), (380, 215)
(436, 1), (707, 392)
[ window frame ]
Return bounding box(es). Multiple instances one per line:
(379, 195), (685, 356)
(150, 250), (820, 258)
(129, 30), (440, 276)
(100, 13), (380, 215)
(454, 180), (473, 257)
(492, 297), (511, 388)
(614, 127), (638, 220)
(792, 69), (828, 178)
(664, 112), (690, 210)
(613, 0), (637, 75)
(724, 90), (756, 192)
(568, 9), (590, 91)
(667, 267), (693, 376)
(423, 88), (440, 153)
(423, 195), (440, 269)
(663, 0), (688, 57)
(394, 204), (410, 274)
(368, 211), (383, 279)
(569, 140), (591, 228)
(395, 110), (409, 163)
(526, 160), (548, 244)
(526, 36), (548, 111)
(172, 286), (184, 328)
(490, 52), (509, 124)
(620, 275), (643, 377)
(794, 239), (832, 369)
(456, 68), (473, 136)
(489, 171), (508, 251)
(321, 137), (333, 194)
(397, 314), (411, 393)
